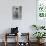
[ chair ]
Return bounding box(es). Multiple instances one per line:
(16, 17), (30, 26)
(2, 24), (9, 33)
(4, 27), (19, 46)
(4, 33), (18, 46)
(18, 33), (30, 46)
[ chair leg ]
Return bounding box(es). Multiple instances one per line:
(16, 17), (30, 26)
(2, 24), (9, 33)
(16, 34), (18, 46)
(4, 41), (7, 46)
(4, 33), (7, 46)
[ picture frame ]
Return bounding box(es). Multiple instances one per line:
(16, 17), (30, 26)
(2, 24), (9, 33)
(12, 6), (22, 20)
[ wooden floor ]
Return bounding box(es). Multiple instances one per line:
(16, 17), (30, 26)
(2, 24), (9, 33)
(0, 42), (46, 46)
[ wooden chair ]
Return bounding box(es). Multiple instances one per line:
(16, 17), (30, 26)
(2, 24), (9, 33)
(4, 33), (18, 46)
(20, 33), (30, 46)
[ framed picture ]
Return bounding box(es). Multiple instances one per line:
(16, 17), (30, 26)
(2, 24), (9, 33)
(12, 6), (22, 19)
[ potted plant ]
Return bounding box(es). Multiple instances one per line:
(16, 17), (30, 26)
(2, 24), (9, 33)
(33, 32), (46, 43)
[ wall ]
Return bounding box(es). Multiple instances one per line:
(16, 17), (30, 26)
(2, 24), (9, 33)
(0, 0), (36, 42)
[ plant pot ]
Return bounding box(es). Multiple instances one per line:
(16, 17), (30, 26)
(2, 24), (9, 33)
(37, 39), (45, 44)
(37, 39), (40, 46)
(40, 38), (45, 43)
(37, 39), (40, 43)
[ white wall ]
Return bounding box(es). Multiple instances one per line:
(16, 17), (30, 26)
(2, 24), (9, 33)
(0, 0), (36, 42)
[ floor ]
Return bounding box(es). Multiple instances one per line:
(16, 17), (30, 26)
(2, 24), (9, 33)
(0, 42), (46, 46)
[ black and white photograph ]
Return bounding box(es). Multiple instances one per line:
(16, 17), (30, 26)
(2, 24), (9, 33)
(12, 6), (22, 19)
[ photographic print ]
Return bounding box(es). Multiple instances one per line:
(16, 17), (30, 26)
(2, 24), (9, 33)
(12, 6), (22, 20)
